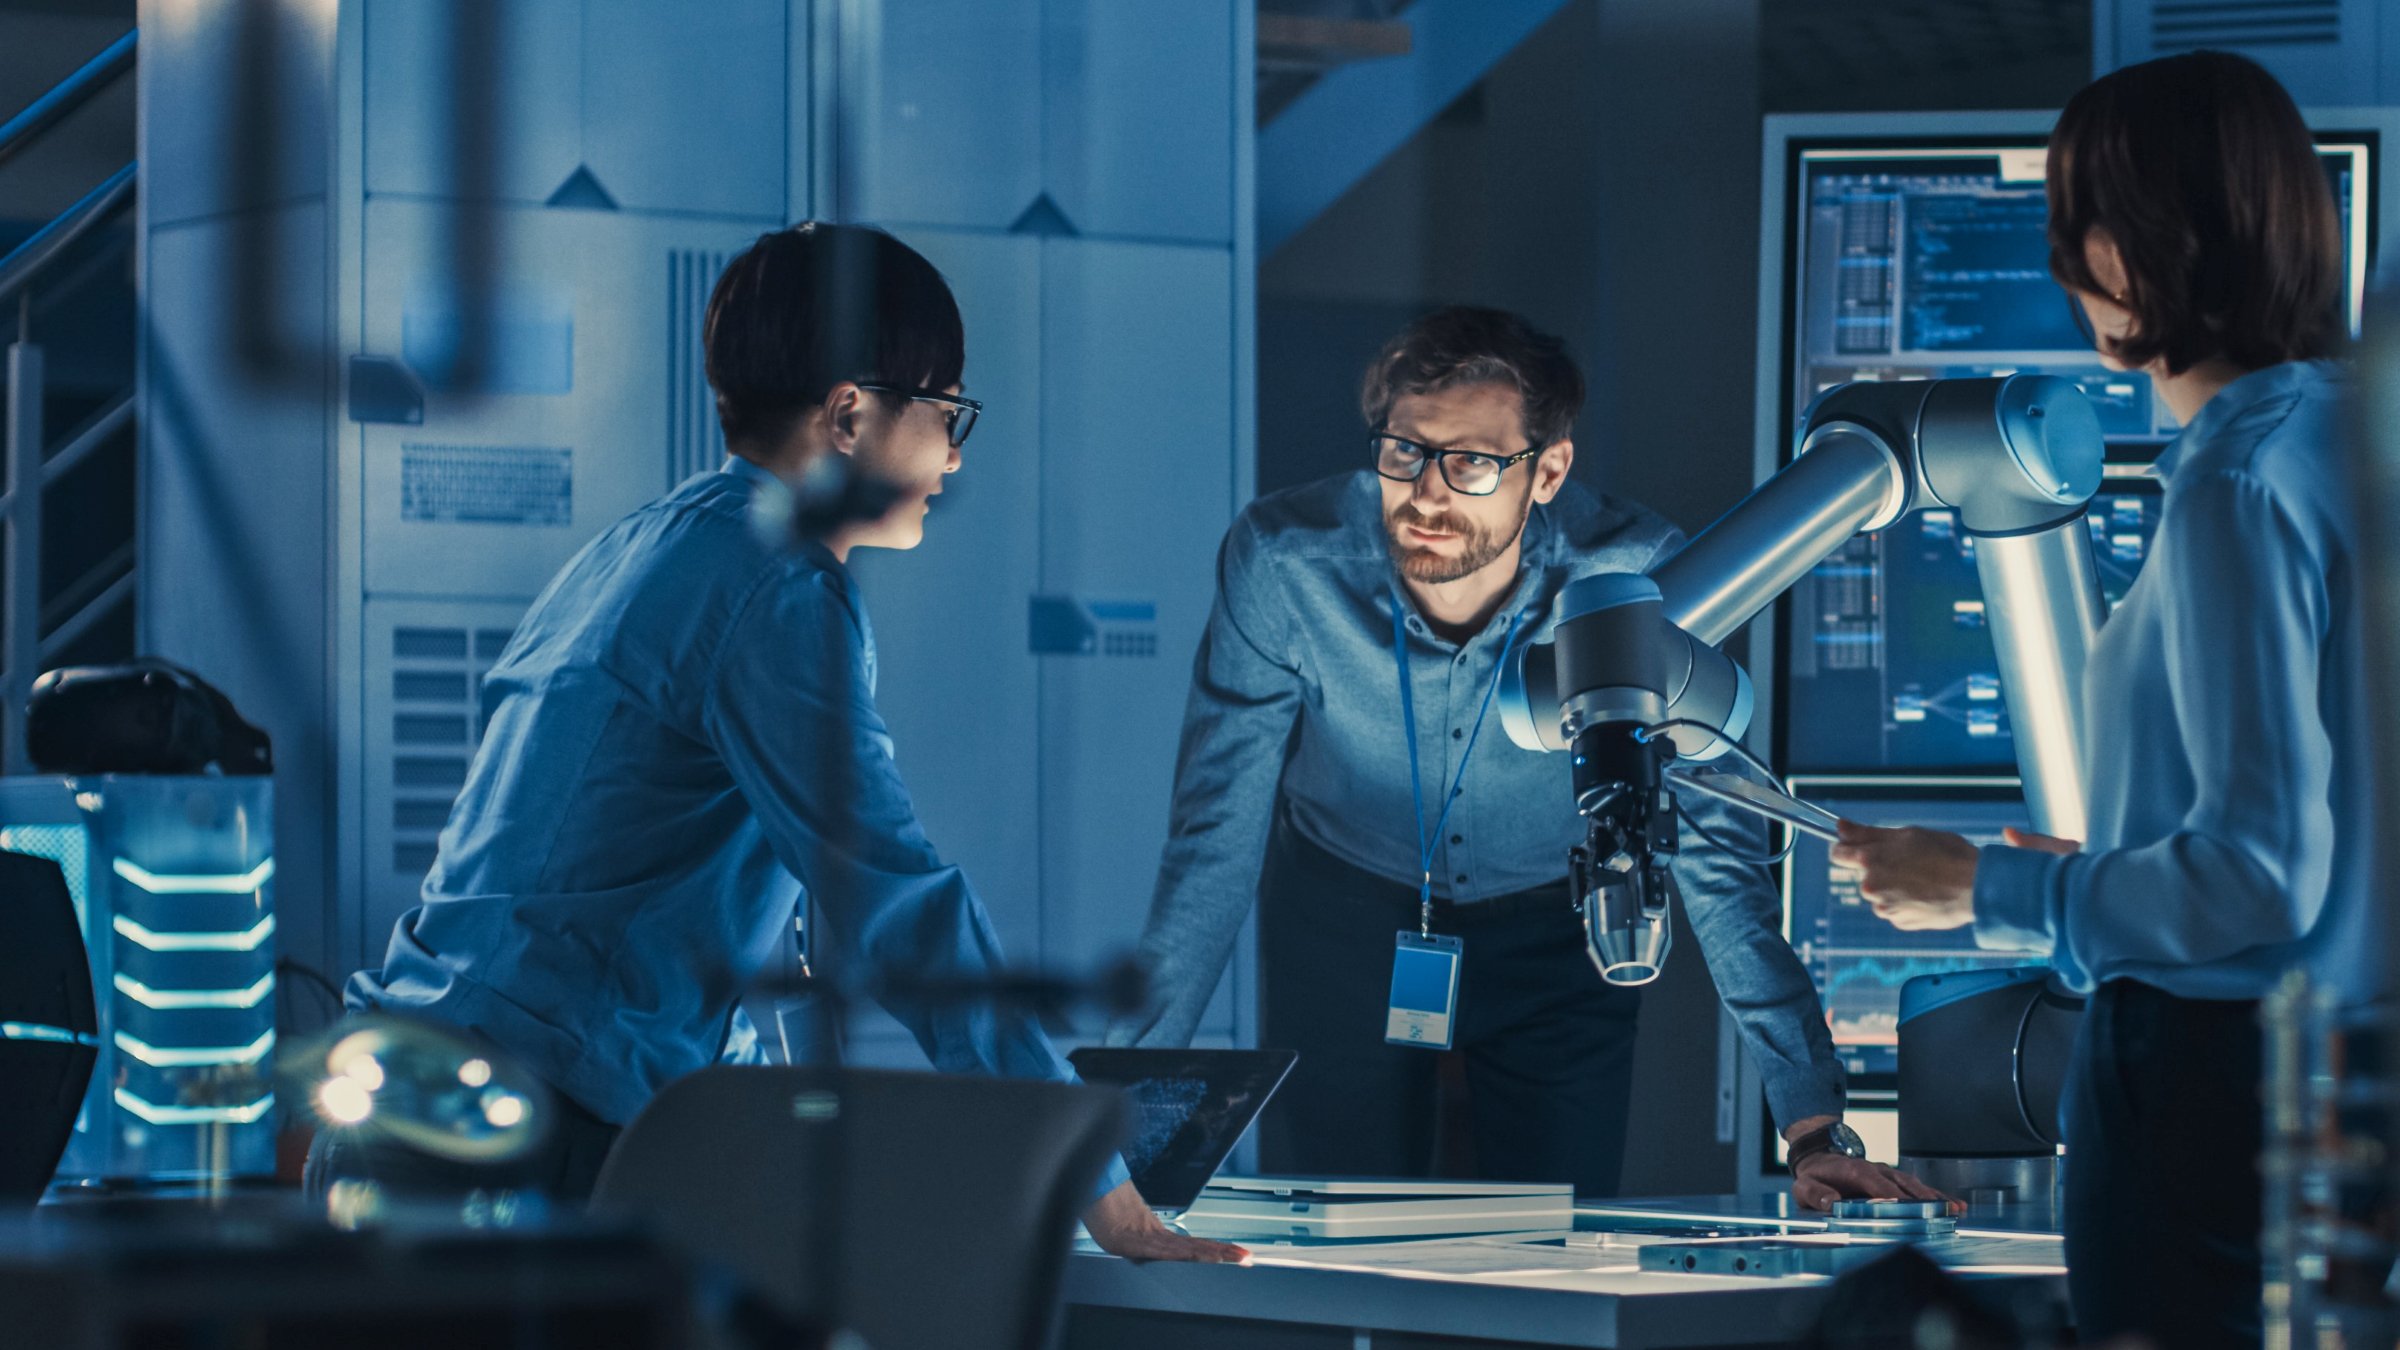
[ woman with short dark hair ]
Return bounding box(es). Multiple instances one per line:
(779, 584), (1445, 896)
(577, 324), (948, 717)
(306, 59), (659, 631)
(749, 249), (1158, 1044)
(1831, 51), (2372, 1347)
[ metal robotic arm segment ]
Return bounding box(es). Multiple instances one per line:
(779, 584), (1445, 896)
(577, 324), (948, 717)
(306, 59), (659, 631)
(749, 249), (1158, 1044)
(1499, 376), (2107, 987)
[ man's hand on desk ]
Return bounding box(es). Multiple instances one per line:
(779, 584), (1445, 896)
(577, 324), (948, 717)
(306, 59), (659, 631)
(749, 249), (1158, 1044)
(1084, 1181), (1253, 1265)
(1787, 1150), (1961, 1215)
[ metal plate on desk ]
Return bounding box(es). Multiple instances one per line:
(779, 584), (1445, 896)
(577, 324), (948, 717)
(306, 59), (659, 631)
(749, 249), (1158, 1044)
(1638, 1238), (1880, 1278)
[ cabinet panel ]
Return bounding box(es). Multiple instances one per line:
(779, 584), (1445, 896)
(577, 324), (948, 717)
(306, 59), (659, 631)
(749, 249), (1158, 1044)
(363, 0), (582, 204)
(834, 0), (1043, 229)
(845, 229), (1045, 968)
(357, 200), (767, 599)
(1043, 0), (1235, 243)
(582, 0), (789, 217)
(1038, 239), (1235, 1033)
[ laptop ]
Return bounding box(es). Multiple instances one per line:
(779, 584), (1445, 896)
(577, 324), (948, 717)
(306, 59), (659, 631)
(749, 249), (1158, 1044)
(1067, 1047), (1297, 1220)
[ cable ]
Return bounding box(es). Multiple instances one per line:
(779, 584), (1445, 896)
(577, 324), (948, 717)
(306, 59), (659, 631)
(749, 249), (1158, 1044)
(1636, 717), (1801, 867)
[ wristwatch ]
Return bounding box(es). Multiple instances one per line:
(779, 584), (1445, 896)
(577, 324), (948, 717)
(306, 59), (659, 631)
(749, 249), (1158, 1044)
(1787, 1120), (1867, 1171)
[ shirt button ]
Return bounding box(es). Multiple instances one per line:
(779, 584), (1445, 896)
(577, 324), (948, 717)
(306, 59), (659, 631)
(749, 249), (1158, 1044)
(1450, 834), (1463, 845)
(1454, 874), (1469, 884)
(1451, 728), (1463, 739)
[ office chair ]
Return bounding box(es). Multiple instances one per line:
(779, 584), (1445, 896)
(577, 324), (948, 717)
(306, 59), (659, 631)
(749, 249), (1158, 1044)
(0, 850), (97, 1204)
(591, 1065), (1123, 1350)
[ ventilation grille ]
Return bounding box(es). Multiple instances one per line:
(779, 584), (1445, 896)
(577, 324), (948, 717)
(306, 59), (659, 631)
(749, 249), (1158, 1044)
(668, 249), (734, 487)
(388, 625), (514, 878)
(2151, 0), (2340, 50)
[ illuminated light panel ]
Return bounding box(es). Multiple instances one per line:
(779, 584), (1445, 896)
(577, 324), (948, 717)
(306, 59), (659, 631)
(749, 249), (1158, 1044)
(113, 1088), (274, 1125)
(1, 1021), (99, 1047)
(111, 857), (276, 895)
(112, 971), (274, 1009)
(112, 1028), (276, 1067)
(113, 913), (276, 952)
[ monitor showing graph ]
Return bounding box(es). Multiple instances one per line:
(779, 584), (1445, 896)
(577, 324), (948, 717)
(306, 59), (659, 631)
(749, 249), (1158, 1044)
(1781, 779), (2044, 1087)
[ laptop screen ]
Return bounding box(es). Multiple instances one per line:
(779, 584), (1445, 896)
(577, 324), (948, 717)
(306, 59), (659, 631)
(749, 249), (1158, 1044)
(1067, 1048), (1297, 1212)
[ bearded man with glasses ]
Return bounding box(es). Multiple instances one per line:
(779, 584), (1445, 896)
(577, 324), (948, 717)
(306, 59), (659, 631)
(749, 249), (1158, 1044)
(1112, 306), (1942, 1208)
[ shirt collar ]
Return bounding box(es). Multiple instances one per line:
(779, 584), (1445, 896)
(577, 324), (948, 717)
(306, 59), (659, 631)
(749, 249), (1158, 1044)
(721, 456), (845, 575)
(2152, 360), (2333, 479)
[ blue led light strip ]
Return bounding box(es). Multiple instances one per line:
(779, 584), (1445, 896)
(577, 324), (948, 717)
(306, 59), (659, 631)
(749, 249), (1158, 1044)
(111, 857), (276, 895)
(112, 1028), (276, 1067)
(112, 1088), (274, 1125)
(112, 972), (274, 1010)
(112, 913), (276, 952)
(0, 1021), (99, 1048)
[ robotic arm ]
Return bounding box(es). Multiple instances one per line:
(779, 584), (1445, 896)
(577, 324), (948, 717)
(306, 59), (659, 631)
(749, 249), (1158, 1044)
(1498, 375), (2108, 986)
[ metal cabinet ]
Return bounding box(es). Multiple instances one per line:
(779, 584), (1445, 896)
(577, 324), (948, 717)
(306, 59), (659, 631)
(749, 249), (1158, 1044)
(832, 0), (1045, 230)
(836, 0), (1235, 243)
(365, 0), (786, 214)
(1043, 0), (1236, 244)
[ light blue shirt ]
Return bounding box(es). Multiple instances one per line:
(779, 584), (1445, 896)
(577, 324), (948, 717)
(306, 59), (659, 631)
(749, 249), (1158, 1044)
(352, 459), (1126, 1190)
(1113, 471), (1848, 1131)
(1975, 361), (2384, 1007)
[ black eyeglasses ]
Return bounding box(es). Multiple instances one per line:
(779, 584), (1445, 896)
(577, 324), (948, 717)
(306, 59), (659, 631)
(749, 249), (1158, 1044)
(1371, 432), (1541, 496)
(858, 383), (983, 448)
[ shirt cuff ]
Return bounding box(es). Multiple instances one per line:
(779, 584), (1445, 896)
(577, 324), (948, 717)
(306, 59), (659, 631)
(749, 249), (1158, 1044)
(1972, 844), (2059, 956)
(1094, 1151), (1132, 1205)
(1760, 1067), (1847, 1137)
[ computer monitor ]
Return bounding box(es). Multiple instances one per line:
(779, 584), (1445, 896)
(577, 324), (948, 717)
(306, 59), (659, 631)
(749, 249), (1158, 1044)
(1759, 114), (2382, 776)
(1779, 777), (2043, 1093)
(1782, 475), (2161, 773)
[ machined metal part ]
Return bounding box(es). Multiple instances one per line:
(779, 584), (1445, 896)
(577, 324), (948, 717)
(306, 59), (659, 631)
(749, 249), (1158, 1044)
(1653, 420), (1906, 646)
(1916, 376), (2104, 533)
(1899, 1155), (2060, 1213)
(1561, 687), (1668, 743)
(1972, 525), (2105, 841)
(1637, 1238), (1885, 1278)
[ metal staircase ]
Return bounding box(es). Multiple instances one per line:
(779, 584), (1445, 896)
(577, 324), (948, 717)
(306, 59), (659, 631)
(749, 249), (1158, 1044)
(0, 29), (138, 773)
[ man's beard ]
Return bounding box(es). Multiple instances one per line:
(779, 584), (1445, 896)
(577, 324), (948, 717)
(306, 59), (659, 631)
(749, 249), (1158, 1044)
(1384, 485), (1532, 584)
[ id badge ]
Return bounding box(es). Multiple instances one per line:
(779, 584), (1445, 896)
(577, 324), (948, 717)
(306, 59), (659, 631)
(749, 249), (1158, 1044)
(1386, 931), (1464, 1050)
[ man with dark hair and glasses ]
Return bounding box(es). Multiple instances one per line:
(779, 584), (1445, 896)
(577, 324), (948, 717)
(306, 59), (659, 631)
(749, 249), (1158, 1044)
(1113, 306), (1943, 1206)
(330, 222), (1242, 1263)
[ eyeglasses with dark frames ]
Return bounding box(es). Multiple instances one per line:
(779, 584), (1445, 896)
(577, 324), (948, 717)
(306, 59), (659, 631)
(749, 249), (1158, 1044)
(858, 383), (983, 448)
(1370, 431), (1542, 496)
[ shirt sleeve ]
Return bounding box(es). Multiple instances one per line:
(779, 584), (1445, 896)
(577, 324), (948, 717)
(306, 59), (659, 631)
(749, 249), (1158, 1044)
(701, 564), (1130, 1195)
(1107, 518), (1306, 1048)
(1974, 469), (2337, 976)
(1670, 785), (1848, 1130)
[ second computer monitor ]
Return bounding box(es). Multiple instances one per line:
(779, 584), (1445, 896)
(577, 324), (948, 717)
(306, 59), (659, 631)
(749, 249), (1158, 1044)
(1780, 778), (2045, 1090)
(1768, 123), (2376, 775)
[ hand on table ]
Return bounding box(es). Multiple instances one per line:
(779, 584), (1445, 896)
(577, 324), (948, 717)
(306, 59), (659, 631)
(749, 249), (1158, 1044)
(1789, 1150), (1961, 1215)
(1083, 1180), (1251, 1264)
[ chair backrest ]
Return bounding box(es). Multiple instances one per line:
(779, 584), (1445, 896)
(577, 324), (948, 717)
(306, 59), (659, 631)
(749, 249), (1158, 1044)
(590, 1065), (1123, 1350)
(0, 850), (96, 1204)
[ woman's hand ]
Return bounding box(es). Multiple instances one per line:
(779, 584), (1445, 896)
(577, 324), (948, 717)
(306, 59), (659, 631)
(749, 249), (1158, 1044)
(1827, 820), (1979, 931)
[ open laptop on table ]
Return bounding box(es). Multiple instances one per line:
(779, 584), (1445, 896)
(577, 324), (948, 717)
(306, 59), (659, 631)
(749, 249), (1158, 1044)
(1066, 1047), (1297, 1223)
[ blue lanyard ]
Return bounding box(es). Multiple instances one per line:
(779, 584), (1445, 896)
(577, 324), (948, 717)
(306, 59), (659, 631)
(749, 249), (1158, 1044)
(1391, 594), (1532, 936)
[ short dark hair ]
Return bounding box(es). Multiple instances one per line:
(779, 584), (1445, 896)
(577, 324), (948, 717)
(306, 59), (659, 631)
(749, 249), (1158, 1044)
(2046, 50), (2342, 375)
(1360, 306), (1585, 447)
(703, 222), (966, 451)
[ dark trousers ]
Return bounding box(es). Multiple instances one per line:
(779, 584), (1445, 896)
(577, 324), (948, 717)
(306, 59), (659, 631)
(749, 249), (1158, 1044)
(2062, 979), (2264, 1349)
(1257, 818), (1642, 1197)
(303, 1089), (623, 1206)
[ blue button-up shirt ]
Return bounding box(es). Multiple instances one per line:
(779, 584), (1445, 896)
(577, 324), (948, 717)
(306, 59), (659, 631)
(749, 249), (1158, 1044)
(352, 460), (1120, 1187)
(1112, 471), (1848, 1130)
(1974, 361), (2385, 1007)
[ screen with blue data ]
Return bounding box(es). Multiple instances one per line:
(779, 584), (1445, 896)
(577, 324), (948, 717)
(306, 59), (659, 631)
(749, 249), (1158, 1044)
(1781, 783), (2043, 1086)
(1787, 140), (2368, 444)
(1775, 135), (2370, 774)
(1781, 482), (2160, 773)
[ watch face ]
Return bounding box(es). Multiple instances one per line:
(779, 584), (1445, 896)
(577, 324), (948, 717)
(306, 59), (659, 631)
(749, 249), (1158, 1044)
(1830, 1122), (1867, 1158)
